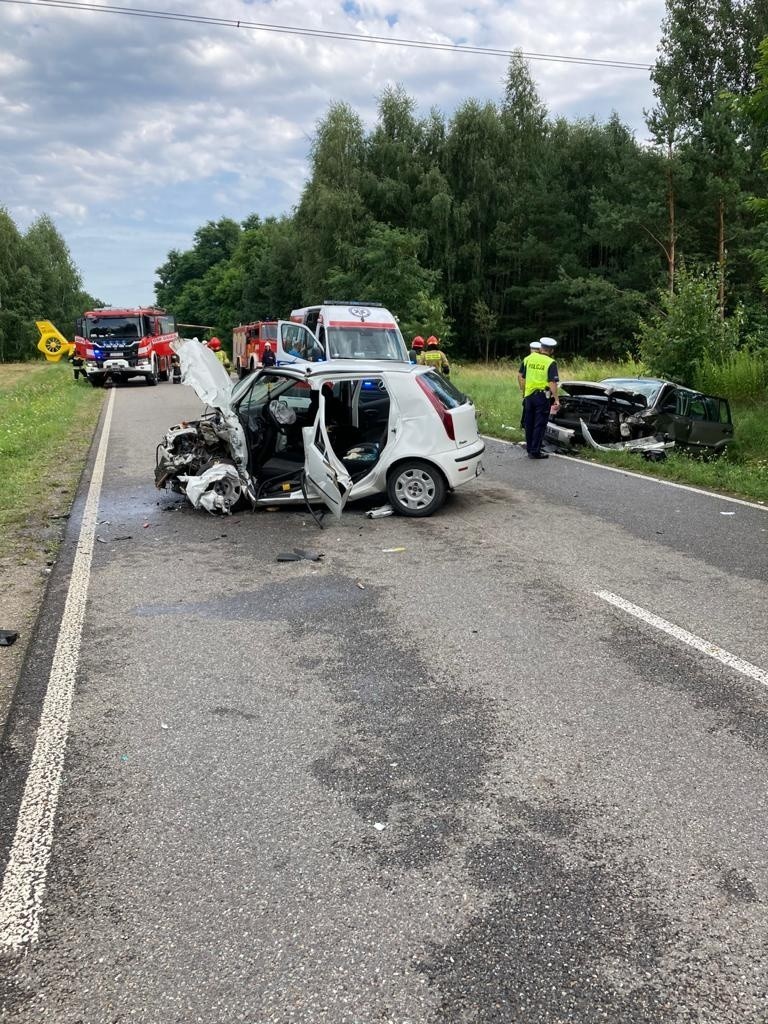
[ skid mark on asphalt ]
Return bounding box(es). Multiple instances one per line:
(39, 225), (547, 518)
(132, 574), (369, 621)
(597, 591), (768, 690)
(419, 796), (767, 1024)
(0, 390), (116, 952)
(599, 614), (768, 755)
(310, 602), (501, 869)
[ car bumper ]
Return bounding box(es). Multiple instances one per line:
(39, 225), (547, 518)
(434, 440), (485, 488)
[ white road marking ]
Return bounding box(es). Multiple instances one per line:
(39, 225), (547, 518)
(596, 590), (768, 689)
(0, 389), (116, 951)
(483, 435), (768, 513)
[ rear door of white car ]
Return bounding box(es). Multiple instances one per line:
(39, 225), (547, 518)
(302, 391), (353, 518)
(417, 370), (479, 447)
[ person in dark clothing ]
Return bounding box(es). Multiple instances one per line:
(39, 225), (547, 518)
(69, 352), (85, 381)
(518, 337), (560, 459)
(262, 343), (276, 368)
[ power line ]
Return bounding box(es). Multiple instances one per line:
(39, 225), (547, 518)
(0, 0), (653, 71)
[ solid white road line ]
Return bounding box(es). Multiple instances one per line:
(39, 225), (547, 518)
(596, 590), (768, 689)
(0, 389), (116, 951)
(483, 434), (768, 513)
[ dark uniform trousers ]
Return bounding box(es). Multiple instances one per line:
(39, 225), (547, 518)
(524, 390), (550, 455)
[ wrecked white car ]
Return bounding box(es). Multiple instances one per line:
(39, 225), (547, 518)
(155, 339), (485, 518)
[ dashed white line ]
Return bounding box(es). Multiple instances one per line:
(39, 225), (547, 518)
(482, 435), (768, 512)
(0, 389), (116, 951)
(596, 590), (768, 689)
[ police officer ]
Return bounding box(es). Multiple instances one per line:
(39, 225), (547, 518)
(419, 335), (450, 375)
(518, 340), (542, 427)
(518, 336), (560, 459)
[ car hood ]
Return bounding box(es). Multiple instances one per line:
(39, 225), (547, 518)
(175, 337), (235, 415)
(173, 338), (249, 476)
(560, 381), (647, 407)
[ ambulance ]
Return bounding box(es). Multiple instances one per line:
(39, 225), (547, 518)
(270, 301), (409, 366)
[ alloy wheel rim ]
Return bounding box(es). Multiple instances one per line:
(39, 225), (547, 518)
(395, 468), (435, 510)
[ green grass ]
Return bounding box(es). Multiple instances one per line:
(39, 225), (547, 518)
(452, 361), (768, 504)
(0, 362), (104, 538)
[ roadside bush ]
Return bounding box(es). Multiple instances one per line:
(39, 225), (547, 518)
(637, 266), (740, 383)
(695, 348), (768, 401)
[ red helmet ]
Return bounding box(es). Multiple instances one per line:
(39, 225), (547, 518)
(208, 337), (221, 351)
(412, 336), (425, 349)
(426, 335), (439, 347)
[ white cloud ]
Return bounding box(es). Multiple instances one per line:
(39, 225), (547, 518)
(0, 0), (664, 304)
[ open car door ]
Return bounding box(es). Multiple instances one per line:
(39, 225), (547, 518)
(276, 321), (324, 366)
(302, 394), (353, 519)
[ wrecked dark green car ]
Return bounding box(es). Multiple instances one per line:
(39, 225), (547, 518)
(546, 377), (734, 455)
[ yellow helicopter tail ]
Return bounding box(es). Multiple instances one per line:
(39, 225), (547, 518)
(36, 320), (75, 362)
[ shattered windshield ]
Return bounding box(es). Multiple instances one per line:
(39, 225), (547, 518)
(600, 378), (663, 403)
(85, 317), (143, 339)
(327, 326), (407, 361)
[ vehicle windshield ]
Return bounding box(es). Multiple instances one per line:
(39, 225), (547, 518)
(262, 323), (277, 341)
(600, 378), (663, 403)
(326, 326), (407, 361)
(85, 316), (143, 340)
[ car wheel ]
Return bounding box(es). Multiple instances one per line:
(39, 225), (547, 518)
(88, 374), (104, 388)
(387, 460), (446, 517)
(146, 358), (158, 386)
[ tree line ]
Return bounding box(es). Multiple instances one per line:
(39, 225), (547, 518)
(0, 210), (100, 362)
(156, 0), (768, 370)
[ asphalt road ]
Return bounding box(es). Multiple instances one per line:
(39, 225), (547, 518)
(1, 380), (767, 1023)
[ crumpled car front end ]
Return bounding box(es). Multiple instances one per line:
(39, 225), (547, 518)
(154, 340), (255, 514)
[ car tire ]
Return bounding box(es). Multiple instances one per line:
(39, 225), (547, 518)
(88, 374), (104, 388)
(146, 358), (158, 386)
(387, 459), (446, 517)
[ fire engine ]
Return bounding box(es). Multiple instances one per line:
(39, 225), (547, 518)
(232, 321), (278, 379)
(74, 307), (178, 387)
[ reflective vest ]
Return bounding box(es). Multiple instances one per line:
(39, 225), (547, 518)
(523, 353), (554, 398)
(420, 347), (449, 372)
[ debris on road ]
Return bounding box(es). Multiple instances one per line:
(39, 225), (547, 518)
(720, 511), (736, 516)
(277, 548), (324, 563)
(578, 419), (674, 460)
(0, 630), (19, 647)
(382, 547), (406, 553)
(366, 504), (394, 519)
(373, 822), (387, 831)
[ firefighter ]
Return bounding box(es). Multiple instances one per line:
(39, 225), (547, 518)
(262, 342), (276, 368)
(518, 340), (542, 427)
(69, 350), (85, 382)
(519, 337), (559, 459)
(419, 335), (450, 375)
(408, 335), (425, 364)
(207, 337), (231, 372)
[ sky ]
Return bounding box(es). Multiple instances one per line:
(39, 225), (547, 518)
(0, 0), (666, 307)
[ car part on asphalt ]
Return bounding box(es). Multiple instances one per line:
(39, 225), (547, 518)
(579, 419), (675, 459)
(0, 630), (19, 647)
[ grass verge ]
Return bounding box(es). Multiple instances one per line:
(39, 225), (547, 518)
(0, 362), (104, 541)
(452, 361), (768, 505)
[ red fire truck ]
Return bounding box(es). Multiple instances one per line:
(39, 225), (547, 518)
(76, 307), (178, 387)
(232, 321), (278, 379)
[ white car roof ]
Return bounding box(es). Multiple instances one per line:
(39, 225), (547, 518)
(265, 361), (424, 380)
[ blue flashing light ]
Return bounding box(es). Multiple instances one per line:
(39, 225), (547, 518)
(362, 379), (377, 389)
